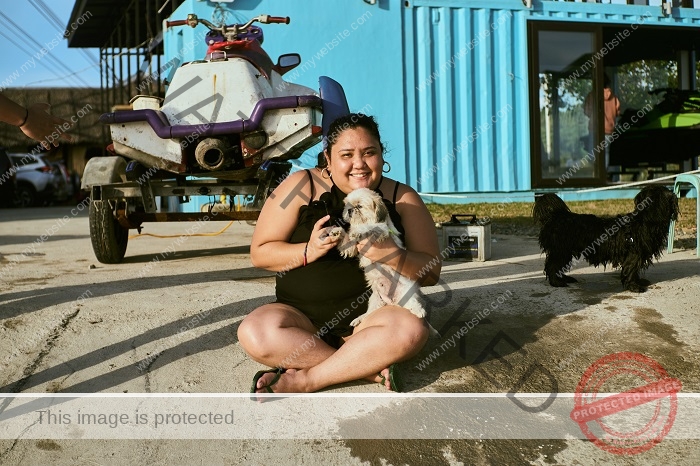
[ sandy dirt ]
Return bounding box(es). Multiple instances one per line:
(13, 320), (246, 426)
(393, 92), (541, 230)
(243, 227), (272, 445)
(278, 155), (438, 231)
(1, 205), (699, 465)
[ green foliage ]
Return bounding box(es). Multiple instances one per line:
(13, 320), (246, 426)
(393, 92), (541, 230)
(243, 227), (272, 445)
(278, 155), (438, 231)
(617, 60), (677, 112)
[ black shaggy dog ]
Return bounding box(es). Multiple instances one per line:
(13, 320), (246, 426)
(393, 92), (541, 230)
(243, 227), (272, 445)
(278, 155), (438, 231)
(533, 185), (679, 292)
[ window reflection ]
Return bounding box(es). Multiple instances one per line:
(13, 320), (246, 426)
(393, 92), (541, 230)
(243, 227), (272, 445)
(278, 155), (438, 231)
(538, 30), (598, 180)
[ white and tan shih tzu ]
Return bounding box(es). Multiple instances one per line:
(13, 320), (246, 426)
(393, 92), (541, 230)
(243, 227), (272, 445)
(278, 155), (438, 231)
(328, 188), (438, 335)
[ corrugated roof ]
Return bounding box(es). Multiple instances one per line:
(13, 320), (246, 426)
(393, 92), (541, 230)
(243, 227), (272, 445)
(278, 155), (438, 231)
(66, 0), (184, 48)
(66, 0), (130, 47)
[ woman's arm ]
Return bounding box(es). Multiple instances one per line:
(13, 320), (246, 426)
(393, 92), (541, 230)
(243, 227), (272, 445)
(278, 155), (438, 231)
(0, 95), (73, 149)
(250, 170), (340, 272)
(357, 182), (441, 286)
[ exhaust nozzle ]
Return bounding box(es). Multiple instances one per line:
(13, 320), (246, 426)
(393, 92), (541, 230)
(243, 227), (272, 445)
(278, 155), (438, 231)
(195, 138), (228, 171)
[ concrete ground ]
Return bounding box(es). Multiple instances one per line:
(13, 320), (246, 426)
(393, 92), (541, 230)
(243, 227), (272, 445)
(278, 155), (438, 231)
(0, 205), (699, 465)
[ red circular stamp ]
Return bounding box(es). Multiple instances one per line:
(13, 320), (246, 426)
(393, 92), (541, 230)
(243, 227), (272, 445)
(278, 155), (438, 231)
(570, 352), (682, 455)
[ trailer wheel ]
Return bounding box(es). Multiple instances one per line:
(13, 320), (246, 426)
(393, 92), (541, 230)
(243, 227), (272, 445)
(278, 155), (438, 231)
(89, 200), (128, 264)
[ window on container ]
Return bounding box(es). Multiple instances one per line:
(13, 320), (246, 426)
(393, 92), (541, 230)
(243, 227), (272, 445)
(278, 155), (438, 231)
(537, 30), (601, 182)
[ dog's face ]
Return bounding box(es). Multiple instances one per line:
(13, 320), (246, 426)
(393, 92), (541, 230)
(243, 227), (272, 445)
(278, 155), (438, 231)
(342, 188), (388, 225)
(633, 186), (679, 222)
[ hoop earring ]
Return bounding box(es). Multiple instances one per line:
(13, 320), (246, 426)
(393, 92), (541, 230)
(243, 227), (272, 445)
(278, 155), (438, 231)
(383, 161), (391, 173)
(321, 167), (332, 179)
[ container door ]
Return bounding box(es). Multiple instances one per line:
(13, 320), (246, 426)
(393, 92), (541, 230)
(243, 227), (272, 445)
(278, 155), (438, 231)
(529, 23), (605, 188)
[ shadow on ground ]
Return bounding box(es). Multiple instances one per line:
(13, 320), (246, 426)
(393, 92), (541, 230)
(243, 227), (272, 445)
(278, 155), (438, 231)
(0, 267), (272, 320)
(401, 255), (700, 394)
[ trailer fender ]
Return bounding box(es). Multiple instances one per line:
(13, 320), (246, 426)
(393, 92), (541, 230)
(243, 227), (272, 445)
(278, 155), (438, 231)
(81, 156), (127, 190)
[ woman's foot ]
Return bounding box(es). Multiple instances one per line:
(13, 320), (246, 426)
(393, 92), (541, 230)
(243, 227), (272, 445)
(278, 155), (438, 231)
(367, 365), (402, 391)
(367, 368), (391, 390)
(253, 366), (401, 394)
(253, 368), (308, 393)
(251, 368), (285, 394)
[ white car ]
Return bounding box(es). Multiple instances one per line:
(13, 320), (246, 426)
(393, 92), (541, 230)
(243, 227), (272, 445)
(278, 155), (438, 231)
(9, 153), (69, 207)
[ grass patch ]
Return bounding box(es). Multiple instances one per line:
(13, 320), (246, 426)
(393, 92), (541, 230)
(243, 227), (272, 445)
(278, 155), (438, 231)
(425, 198), (697, 237)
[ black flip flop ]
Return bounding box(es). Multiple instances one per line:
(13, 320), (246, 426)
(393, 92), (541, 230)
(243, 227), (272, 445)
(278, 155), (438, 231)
(378, 364), (404, 392)
(250, 367), (285, 398)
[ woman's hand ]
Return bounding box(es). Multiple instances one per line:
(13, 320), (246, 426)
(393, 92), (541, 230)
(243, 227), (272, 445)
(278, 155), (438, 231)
(305, 215), (341, 263)
(20, 103), (74, 149)
(356, 234), (402, 264)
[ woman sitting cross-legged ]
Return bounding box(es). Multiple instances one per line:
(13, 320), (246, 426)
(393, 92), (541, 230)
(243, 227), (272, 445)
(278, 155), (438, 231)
(238, 113), (441, 394)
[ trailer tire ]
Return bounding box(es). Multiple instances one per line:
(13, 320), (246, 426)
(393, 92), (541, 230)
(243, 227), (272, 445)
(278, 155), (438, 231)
(89, 200), (128, 264)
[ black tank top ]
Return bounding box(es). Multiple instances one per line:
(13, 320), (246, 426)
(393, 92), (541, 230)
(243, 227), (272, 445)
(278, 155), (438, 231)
(275, 170), (405, 337)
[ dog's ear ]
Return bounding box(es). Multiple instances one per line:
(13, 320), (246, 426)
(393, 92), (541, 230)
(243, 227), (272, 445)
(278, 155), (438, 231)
(633, 186), (679, 222)
(374, 197), (388, 223)
(533, 193), (569, 226)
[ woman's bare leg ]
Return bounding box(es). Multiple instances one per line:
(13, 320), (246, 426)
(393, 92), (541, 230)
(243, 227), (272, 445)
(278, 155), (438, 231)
(251, 305), (429, 393)
(237, 303), (336, 370)
(238, 303), (392, 391)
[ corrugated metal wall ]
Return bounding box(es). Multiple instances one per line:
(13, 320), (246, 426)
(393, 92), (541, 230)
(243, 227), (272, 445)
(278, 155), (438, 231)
(402, 1), (700, 198)
(404, 2), (531, 194)
(162, 0), (700, 201)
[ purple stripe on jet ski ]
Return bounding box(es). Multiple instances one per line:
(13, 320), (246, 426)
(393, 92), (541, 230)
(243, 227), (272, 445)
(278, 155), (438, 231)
(99, 95), (322, 139)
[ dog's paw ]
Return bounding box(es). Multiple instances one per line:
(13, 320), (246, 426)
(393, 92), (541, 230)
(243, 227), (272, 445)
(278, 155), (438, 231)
(369, 231), (390, 244)
(329, 227), (344, 238)
(347, 232), (362, 243)
(548, 274), (577, 287)
(403, 299), (426, 319)
(350, 315), (365, 327)
(624, 282), (647, 293)
(339, 249), (353, 259)
(338, 240), (357, 258)
(637, 278), (651, 287)
(548, 279), (570, 287)
(321, 227), (344, 240)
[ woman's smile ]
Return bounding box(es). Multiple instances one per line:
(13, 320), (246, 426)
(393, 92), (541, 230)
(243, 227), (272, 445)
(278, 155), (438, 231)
(327, 127), (383, 193)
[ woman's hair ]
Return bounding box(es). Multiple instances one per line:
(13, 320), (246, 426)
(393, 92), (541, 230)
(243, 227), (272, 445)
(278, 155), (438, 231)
(317, 113), (386, 169)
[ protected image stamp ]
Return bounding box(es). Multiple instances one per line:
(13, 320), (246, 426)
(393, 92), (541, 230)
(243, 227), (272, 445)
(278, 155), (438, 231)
(570, 352), (682, 455)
